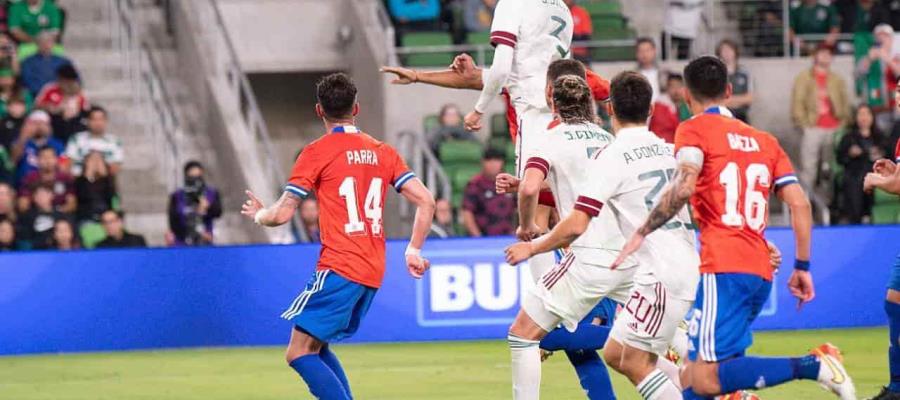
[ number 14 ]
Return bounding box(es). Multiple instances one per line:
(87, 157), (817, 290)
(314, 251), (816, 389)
(338, 177), (383, 236)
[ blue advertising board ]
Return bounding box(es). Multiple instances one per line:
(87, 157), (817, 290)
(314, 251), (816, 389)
(0, 225), (897, 355)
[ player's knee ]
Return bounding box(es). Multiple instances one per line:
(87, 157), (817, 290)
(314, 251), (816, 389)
(601, 341), (623, 371)
(688, 365), (721, 396)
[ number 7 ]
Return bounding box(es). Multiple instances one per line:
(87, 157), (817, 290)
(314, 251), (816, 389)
(549, 16), (569, 58)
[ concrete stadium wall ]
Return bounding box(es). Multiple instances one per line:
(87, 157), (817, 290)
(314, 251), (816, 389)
(1, 225), (896, 355)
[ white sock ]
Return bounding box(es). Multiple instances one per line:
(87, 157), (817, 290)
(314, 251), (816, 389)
(655, 356), (682, 389)
(636, 369), (682, 400)
(528, 251), (557, 283)
(508, 333), (541, 400)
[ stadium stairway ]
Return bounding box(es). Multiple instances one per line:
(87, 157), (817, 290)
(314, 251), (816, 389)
(58, 0), (251, 245)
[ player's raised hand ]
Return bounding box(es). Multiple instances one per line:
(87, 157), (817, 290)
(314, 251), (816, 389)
(451, 53), (478, 77)
(241, 190), (264, 218)
(464, 110), (483, 131)
(874, 158), (897, 176)
(787, 269), (815, 309)
(767, 240), (782, 272)
(611, 233), (644, 270)
(516, 224), (541, 242)
(495, 173), (519, 194)
(406, 254), (430, 279)
(505, 242), (533, 265)
(380, 66), (418, 85)
(864, 172), (886, 193)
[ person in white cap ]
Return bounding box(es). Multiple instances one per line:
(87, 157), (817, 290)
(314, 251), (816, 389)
(856, 23), (900, 131)
(10, 109), (63, 185)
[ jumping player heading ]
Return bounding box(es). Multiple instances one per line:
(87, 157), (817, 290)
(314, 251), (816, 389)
(613, 56), (855, 400)
(241, 73), (435, 400)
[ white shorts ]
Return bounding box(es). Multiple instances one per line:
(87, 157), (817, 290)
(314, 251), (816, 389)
(609, 281), (694, 355)
(522, 251), (635, 332)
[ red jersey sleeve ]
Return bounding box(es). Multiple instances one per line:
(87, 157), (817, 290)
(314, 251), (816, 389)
(285, 143), (325, 198)
(772, 143), (800, 190)
(585, 69), (610, 102)
(674, 120), (705, 154)
(894, 138), (900, 162)
(386, 146), (416, 192)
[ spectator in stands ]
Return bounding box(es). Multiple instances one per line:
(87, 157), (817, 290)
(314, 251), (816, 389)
(430, 197), (456, 238)
(65, 107), (123, 176)
(634, 37), (666, 101)
(17, 184), (62, 248)
(428, 103), (477, 155)
(755, 3), (786, 57)
(662, 0), (706, 60)
(387, 0), (441, 35)
(0, 33), (19, 74)
(789, 0), (840, 52)
(840, 0), (891, 33)
(0, 182), (16, 221)
(8, 0), (62, 47)
(299, 197), (320, 243)
(11, 110), (63, 186)
(649, 74), (689, 144)
(20, 33), (69, 95)
(17, 145), (74, 214)
(96, 210), (147, 249)
(883, 0), (900, 30)
(0, 217), (17, 251)
(464, 0), (495, 32)
(167, 161), (222, 246)
(792, 43), (850, 193)
(46, 218), (79, 250)
(0, 136), (13, 185)
(717, 39), (754, 123)
(74, 152), (116, 224)
(461, 147), (515, 237)
(0, 98), (27, 151)
(0, 69), (32, 120)
(856, 23), (900, 130)
(566, 0), (593, 64)
(837, 104), (890, 223)
(37, 64), (89, 144)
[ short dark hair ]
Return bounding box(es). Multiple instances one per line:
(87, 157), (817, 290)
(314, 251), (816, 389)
(37, 145), (58, 156)
(635, 37), (656, 48)
(667, 73), (684, 84)
(609, 71), (653, 124)
(316, 73), (358, 120)
(101, 209), (124, 220)
(57, 64), (80, 81)
(547, 59), (587, 82)
(483, 147), (506, 161)
(88, 106), (107, 119)
(683, 56), (728, 102)
(183, 160), (204, 175)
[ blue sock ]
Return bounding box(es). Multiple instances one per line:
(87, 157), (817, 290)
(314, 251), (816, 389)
(289, 354), (351, 400)
(886, 300), (900, 392)
(319, 345), (352, 399)
(717, 355), (819, 393)
(682, 387), (714, 399)
(540, 324), (611, 352)
(564, 350), (615, 400)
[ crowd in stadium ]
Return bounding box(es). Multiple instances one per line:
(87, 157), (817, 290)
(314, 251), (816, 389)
(380, 0), (900, 238)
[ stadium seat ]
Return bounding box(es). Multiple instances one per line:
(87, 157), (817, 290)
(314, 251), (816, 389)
(490, 113), (509, 138)
(423, 114), (439, 134)
(873, 189), (900, 224)
(79, 222), (107, 249)
(439, 140), (483, 165)
(465, 32), (494, 66)
(582, 1), (622, 16)
(591, 14), (626, 30)
(402, 32), (454, 67)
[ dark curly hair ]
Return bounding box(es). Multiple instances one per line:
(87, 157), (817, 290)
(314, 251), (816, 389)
(552, 75), (595, 125)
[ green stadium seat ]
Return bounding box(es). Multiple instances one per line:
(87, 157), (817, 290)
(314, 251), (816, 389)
(488, 137), (510, 151)
(592, 45), (634, 62)
(873, 189), (900, 224)
(466, 32), (495, 66)
(591, 15), (626, 30)
(439, 140), (483, 165)
(448, 164), (483, 208)
(423, 115), (439, 134)
(582, 1), (622, 16)
(490, 113), (509, 138)
(79, 222), (107, 249)
(402, 32), (454, 67)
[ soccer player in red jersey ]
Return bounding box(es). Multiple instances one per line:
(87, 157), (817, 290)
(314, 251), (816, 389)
(613, 56), (856, 399)
(241, 73), (435, 400)
(864, 80), (900, 400)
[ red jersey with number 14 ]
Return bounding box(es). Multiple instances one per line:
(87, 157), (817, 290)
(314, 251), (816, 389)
(674, 107), (798, 281)
(287, 125), (415, 288)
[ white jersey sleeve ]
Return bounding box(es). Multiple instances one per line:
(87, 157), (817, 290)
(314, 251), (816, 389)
(490, 0), (522, 48)
(574, 151), (623, 217)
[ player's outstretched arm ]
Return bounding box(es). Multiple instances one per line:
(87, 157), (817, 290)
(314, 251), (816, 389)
(865, 165), (900, 195)
(241, 190), (301, 227)
(777, 183), (815, 307)
(505, 210), (590, 265)
(516, 168), (544, 241)
(380, 54), (484, 90)
(465, 46), (514, 131)
(611, 160), (701, 268)
(399, 178), (436, 279)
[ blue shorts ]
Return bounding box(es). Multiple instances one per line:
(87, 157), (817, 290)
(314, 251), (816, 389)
(888, 255), (900, 291)
(585, 297), (618, 326)
(281, 269), (377, 342)
(687, 273), (772, 363)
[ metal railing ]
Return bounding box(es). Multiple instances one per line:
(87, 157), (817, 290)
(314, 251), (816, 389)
(396, 130), (451, 217)
(395, 39), (638, 66)
(110, 0), (182, 189)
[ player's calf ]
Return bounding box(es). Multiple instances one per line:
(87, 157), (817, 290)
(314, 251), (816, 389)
(604, 339), (681, 400)
(508, 309), (549, 400)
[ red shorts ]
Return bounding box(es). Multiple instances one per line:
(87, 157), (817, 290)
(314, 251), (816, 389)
(538, 190), (556, 207)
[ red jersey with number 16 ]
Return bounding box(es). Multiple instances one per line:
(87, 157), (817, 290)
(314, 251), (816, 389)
(286, 125), (416, 288)
(674, 107), (798, 281)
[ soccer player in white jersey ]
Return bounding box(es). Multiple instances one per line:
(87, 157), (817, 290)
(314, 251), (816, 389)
(507, 72), (697, 400)
(463, 0), (574, 280)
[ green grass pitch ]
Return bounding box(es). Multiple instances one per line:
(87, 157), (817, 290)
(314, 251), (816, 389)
(0, 327), (886, 399)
